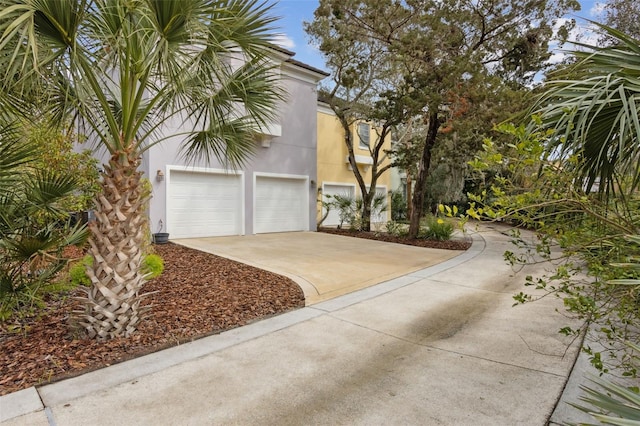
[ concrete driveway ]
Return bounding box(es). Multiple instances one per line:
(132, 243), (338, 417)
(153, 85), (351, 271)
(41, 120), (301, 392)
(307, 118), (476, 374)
(174, 232), (464, 304)
(2, 224), (586, 425)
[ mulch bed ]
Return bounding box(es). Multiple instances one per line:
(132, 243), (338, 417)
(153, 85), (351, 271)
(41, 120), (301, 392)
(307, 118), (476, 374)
(318, 227), (472, 251)
(0, 243), (304, 396)
(0, 231), (470, 396)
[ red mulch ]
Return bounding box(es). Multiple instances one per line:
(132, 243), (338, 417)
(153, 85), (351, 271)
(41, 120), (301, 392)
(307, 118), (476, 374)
(0, 231), (470, 396)
(0, 243), (304, 396)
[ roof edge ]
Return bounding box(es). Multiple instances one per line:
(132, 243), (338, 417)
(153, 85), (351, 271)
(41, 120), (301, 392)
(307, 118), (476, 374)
(285, 58), (329, 77)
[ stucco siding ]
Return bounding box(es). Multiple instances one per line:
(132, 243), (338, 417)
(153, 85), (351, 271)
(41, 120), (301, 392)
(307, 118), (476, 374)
(316, 106), (392, 226)
(145, 65), (321, 236)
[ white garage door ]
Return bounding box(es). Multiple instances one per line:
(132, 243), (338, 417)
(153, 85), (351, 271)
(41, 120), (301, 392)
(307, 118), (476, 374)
(322, 184), (355, 227)
(255, 176), (307, 233)
(168, 170), (242, 238)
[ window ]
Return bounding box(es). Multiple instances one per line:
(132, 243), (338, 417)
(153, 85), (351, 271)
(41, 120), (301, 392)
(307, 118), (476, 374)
(357, 123), (370, 149)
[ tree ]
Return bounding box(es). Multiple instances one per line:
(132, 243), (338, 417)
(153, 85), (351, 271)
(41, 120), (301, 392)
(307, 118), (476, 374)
(597, 0), (640, 43)
(462, 26), (640, 378)
(306, 3), (403, 231)
(397, 75), (533, 215)
(307, 0), (578, 238)
(0, 0), (282, 339)
(533, 24), (640, 195)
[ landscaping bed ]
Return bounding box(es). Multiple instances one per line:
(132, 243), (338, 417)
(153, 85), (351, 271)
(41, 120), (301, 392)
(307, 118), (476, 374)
(318, 227), (472, 251)
(0, 243), (304, 396)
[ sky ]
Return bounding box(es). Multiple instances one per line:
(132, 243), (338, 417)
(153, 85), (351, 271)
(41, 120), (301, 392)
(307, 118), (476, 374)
(269, 0), (604, 73)
(268, 0), (323, 69)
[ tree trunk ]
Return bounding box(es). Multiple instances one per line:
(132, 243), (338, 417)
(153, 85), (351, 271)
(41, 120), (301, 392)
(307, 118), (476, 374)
(408, 110), (440, 239)
(338, 115), (370, 231)
(406, 174), (412, 219)
(75, 149), (150, 339)
(361, 189), (373, 231)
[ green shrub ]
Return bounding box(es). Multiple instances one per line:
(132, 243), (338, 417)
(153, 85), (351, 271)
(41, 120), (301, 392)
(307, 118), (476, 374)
(329, 193), (357, 229)
(142, 254), (164, 279)
(421, 216), (454, 241)
(69, 255), (93, 287)
(385, 221), (408, 237)
(67, 253), (163, 287)
(0, 122), (88, 322)
(329, 192), (388, 230)
(0, 280), (78, 322)
(390, 190), (407, 221)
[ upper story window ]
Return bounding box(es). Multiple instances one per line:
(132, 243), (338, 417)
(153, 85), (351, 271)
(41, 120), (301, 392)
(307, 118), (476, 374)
(357, 122), (370, 149)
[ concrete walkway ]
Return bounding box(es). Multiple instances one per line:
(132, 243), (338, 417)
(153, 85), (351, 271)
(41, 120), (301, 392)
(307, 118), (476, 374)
(174, 232), (463, 304)
(1, 225), (585, 425)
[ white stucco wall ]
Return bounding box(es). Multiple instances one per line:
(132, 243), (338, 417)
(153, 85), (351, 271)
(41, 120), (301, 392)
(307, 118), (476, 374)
(143, 58), (326, 236)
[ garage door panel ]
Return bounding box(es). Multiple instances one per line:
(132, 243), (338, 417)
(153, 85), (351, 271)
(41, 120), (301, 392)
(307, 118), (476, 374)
(255, 176), (307, 233)
(168, 170), (242, 238)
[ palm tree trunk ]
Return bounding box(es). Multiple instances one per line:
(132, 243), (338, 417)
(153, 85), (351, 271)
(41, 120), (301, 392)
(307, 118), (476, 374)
(75, 150), (150, 339)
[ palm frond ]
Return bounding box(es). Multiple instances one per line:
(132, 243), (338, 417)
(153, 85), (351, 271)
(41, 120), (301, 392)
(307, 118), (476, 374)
(25, 169), (80, 215)
(569, 374), (640, 425)
(179, 119), (257, 170)
(533, 23), (640, 195)
(210, 0), (280, 56)
(2, 0), (283, 166)
(0, 122), (35, 191)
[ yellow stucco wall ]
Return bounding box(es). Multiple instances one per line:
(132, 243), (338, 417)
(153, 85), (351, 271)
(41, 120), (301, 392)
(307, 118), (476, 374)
(316, 104), (392, 227)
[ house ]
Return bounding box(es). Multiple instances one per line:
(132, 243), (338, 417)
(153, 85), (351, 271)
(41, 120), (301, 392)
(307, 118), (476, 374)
(316, 101), (392, 228)
(144, 48), (328, 239)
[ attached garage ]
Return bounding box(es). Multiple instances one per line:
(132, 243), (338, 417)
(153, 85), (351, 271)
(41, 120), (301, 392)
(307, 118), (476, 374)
(322, 183), (356, 227)
(254, 174), (308, 233)
(167, 168), (243, 238)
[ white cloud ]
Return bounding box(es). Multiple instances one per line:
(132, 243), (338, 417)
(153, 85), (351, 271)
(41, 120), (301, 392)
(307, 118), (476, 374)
(546, 17), (602, 64)
(273, 33), (296, 50)
(547, 51), (567, 65)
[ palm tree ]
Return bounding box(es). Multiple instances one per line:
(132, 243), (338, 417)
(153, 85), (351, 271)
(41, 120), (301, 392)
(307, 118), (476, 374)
(533, 24), (640, 195)
(0, 0), (283, 339)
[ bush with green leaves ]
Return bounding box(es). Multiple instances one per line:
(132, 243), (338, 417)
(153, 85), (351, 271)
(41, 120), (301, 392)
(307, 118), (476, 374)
(0, 122), (87, 321)
(68, 253), (164, 288)
(142, 254), (164, 279)
(420, 216), (454, 241)
(467, 122), (640, 376)
(328, 192), (387, 230)
(69, 255), (93, 287)
(26, 120), (100, 213)
(390, 190), (407, 221)
(328, 193), (357, 229)
(385, 221), (408, 237)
